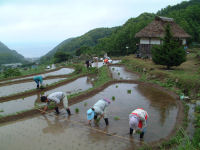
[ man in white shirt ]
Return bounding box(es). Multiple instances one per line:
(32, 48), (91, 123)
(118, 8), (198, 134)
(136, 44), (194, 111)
(87, 98), (111, 126)
(40, 92), (71, 115)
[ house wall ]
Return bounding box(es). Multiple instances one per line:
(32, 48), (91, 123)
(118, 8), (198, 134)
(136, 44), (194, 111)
(182, 39), (186, 45)
(140, 38), (161, 45)
(138, 37), (187, 58)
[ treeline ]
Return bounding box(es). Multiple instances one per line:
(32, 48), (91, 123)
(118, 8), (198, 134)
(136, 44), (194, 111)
(93, 0), (200, 56)
(40, 27), (117, 63)
(157, 0), (200, 42)
(40, 0), (200, 63)
(93, 13), (155, 56)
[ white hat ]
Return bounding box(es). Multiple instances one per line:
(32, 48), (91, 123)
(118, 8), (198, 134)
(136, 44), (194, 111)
(129, 116), (139, 130)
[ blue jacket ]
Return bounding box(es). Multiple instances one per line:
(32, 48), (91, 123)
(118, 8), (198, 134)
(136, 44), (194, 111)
(33, 76), (43, 83)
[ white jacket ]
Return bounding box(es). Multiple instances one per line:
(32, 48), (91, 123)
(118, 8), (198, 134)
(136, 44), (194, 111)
(129, 108), (149, 128)
(47, 92), (65, 104)
(93, 99), (109, 116)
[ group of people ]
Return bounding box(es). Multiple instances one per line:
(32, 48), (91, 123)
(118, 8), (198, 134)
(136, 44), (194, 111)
(33, 71), (148, 139)
(38, 90), (149, 139)
(86, 99), (149, 139)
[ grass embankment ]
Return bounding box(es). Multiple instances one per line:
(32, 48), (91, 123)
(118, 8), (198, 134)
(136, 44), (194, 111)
(122, 49), (200, 99)
(68, 66), (112, 99)
(122, 48), (200, 150)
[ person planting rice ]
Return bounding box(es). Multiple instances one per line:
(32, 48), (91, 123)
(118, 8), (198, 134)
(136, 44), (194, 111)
(33, 75), (44, 89)
(87, 98), (111, 126)
(40, 92), (71, 115)
(129, 108), (149, 139)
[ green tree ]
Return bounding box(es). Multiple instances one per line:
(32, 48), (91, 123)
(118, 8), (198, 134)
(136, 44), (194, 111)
(3, 68), (21, 78)
(152, 24), (186, 69)
(54, 51), (70, 63)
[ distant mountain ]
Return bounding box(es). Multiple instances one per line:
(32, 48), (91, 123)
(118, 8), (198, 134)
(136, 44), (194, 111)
(0, 41), (27, 65)
(40, 27), (117, 63)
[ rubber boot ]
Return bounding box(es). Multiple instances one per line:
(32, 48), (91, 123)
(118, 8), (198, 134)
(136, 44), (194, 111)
(94, 115), (97, 120)
(104, 118), (109, 126)
(140, 131), (144, 139)
(66, 108), (71, 115)
(55, 107), (60, 115)
(37, 84), (39, 89)
(130, 128), (133, 135)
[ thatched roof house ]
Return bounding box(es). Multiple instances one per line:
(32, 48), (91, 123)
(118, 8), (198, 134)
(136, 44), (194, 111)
(135, 16), (191, 58)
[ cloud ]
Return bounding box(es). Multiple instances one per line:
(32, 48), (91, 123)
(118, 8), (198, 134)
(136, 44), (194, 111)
(0, 0), (187, 57)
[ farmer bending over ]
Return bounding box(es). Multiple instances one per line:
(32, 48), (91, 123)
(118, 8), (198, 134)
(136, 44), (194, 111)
(129, 108), (149, 139)
(33, 75), (44, 89)
(40, 92), (71, 115)
(87, 98), (111, 126)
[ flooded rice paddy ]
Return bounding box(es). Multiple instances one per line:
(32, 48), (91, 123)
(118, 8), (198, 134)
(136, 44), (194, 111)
(0, 68), (74, 83)
(0, 78), (66, 97)
(0, 63), (182, 150)
(0, 83), (178, 150)
(92, 60), (121, 68)
(109, 66), (139, 80)
(0, 76), (93, 116)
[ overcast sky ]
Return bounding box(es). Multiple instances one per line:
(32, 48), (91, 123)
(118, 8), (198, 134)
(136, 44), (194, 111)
(0, 0), (187, 58)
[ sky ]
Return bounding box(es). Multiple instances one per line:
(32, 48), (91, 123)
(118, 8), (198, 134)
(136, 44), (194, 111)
(0, 0), (187, 58)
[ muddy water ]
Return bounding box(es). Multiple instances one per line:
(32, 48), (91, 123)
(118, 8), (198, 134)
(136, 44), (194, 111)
(44, 68), (74, 76)
(0, 83), (178, 150)
(186, 103), (195, 139)
(0, 78), (66, 97)
(0, 68), (74, 83)
(0, 95), (38, 116)
(0, 77), (93, 116)
(44, 76), (93, 95)
(109, 66), (139, 80)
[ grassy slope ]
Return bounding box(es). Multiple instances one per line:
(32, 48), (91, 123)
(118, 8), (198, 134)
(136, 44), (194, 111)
(122, 49), (200, 98)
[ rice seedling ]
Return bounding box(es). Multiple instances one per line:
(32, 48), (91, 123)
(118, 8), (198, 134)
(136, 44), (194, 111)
(114, 116), (120, 120)
(112, 96), (115, 101)
(84, 102), (88, 107)
(75, 108), (79, 113)
(127, 90), (131, 94)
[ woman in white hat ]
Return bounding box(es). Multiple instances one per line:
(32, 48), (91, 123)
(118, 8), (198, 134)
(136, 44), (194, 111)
(87, 98), (111, 126)
(129, 108), (149, 139)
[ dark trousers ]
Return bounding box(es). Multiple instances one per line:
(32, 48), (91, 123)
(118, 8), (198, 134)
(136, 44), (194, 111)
(130, 128), (144, 138)
(94, 115), (109, 125)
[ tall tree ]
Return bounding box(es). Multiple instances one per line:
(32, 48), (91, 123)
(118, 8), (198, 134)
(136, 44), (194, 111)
(54, 51), (70, 63)
(152, 24), (186, 69)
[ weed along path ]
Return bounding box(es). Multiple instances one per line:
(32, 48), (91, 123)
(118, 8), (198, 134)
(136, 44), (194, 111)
(0, 76), (93, 117)
(0, 78), (66, 97)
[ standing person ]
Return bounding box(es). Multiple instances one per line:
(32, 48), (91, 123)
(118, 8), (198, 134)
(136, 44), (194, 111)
(129, 108), (149, 139)
(104, 58), (108, 64)
(87, 98), (111, 126)
(40, 92), (71, 115)
(85, 60), (90, 68)
(33, 75), (43, 89)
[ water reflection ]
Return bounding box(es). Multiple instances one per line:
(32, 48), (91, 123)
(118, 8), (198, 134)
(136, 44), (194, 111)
(136, 84), (177, 125)
(42, 114), (70, 135)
